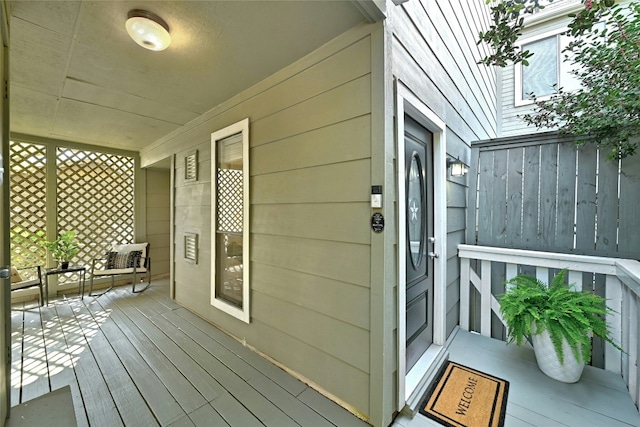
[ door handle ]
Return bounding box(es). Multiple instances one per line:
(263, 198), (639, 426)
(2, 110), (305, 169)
(0, 266), (9, 279)
(428, 252), (439, 259)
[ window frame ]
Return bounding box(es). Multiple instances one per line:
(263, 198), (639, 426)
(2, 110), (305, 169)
(514, 28), (568, 107)
(210, 118), (250, 323)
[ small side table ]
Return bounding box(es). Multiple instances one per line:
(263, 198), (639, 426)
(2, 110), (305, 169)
(44, 265), (87, 304)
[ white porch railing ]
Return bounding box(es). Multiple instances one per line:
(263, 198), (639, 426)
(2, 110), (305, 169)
(458, 244), (640, 411)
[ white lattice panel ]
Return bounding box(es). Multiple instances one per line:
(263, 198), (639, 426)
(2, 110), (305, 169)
(56, 147), (135, 282)
(216, 169), (243, 233)
(9, 141), (47, 273)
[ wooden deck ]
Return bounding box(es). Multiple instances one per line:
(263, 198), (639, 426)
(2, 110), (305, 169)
(394, 328), (640, 427)
(11, 279), (369, 427)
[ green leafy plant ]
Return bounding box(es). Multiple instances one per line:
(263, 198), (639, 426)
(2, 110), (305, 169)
(478, 1), (639, 159)
(41, 230), (80, 262)
(499, 269), (621, 364)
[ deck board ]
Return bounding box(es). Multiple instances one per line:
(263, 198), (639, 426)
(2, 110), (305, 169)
(41, 303), (89, 427)
(54, 302), (124, 427)
(169, 307), (310, 397)
(19, 307), (49, 404)
(87, 296), (216, 414)
(11, 278), (366, 426)
(394, 328), (640, 427)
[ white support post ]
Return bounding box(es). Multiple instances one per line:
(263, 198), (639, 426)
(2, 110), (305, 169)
(460, 257), (470, 330)
(537, 267), (549, 285)
(629, 294), (638, 406)
(505, 263), (518, 284)
(621, 288), (630, 386)
(568, 270), (582, 291)
(481, 260), (492, 337)
(604, 274), (622, 374)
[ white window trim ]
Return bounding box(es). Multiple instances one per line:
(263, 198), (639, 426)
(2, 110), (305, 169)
(514, 28), (566, 107)
(210, 118), (250, 323)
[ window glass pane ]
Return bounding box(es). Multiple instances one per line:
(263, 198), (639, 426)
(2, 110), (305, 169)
(559, 33), (582, 93)
(522, 36), (558, 98)
(215, 133), (243, 307)
(407, 153), (424, 268)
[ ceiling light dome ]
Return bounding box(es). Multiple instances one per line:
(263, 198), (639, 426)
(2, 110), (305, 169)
(125, 9), (171, 51)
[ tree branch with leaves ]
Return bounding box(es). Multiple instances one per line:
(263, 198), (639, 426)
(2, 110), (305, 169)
(479, 0), (639, 159)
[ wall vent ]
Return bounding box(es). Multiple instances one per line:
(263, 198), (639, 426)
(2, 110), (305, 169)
(184, 232), (198, 263)
(185, 150), (198, 182)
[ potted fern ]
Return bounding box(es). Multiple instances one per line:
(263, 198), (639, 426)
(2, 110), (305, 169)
(499, 269), (621, 383)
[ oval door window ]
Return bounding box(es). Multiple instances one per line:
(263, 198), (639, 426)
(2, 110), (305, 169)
(407, 152), (425, 268)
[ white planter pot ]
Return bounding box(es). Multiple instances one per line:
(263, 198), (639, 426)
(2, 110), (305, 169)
(531, 325), (585, 383)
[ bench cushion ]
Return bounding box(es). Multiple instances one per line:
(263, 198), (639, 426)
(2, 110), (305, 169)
(106, 251), (142, 269)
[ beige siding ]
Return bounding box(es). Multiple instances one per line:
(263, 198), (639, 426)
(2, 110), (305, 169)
(141, 25), (376, 418)
(146, 169), (170, 277)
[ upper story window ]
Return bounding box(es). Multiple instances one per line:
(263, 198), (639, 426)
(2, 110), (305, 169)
(514, 29), (581, 106)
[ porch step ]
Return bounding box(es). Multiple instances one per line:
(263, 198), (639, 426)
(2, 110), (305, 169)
(7, 385), (77, 427)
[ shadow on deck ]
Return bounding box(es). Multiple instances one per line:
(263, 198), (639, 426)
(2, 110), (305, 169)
(394, 328), (640, 426)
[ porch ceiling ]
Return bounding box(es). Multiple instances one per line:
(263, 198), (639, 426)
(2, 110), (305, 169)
(8, 0), (372, 157)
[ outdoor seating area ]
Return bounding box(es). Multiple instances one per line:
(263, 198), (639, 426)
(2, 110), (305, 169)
(10, 266), (44, 306)
(89, 242), (152, 296)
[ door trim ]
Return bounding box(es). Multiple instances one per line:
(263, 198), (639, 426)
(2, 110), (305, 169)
(396, 80), (447, 410)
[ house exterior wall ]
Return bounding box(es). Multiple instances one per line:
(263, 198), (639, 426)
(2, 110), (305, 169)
(141, 23), (381, 421)
(145, 168), (170, 278)
(497, 4), (581, 137)
(388, 0), (496, 341)
(140, 1), (496, 424)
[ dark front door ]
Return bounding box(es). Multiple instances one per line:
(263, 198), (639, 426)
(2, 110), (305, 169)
(404, 116), (434, 371)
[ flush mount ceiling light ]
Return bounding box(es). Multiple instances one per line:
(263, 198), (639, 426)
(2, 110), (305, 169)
(125, 9), (171, 51)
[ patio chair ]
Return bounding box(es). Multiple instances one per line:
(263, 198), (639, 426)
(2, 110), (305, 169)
(10, 265), (44, 306)
(89, 243), (151, 296)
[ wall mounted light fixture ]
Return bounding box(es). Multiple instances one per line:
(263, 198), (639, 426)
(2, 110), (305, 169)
(446, 157), (468, 177)
(126, 9), (171, 51)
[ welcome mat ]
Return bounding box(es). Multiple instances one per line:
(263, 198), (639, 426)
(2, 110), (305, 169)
(419, 361), (509, 427)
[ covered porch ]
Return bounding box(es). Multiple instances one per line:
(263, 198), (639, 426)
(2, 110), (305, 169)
(11, 279), (368, 427)
(13, 273), (640, 427)
(395, 328), (640, 426)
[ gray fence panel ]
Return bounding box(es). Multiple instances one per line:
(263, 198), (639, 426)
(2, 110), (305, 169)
(539, 144), (558, 248)
(505, 147), (524, 246)
(575, 145), (597, 252)
(597, 150), (619, 254)
(470, 133), (640, 260)
(522, 145), (540, 248)
(619, 153), (640, 255)
(555, 143), (577, 250)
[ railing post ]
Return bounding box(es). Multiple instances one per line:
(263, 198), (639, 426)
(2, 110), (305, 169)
(460, 257), (470, 331)
(481, 260), (491, 337)
(505, 263), (517, 284)
(630, 294), (639, 408)
(605, 274), (622, 374)
(568, 270), (582, 291)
